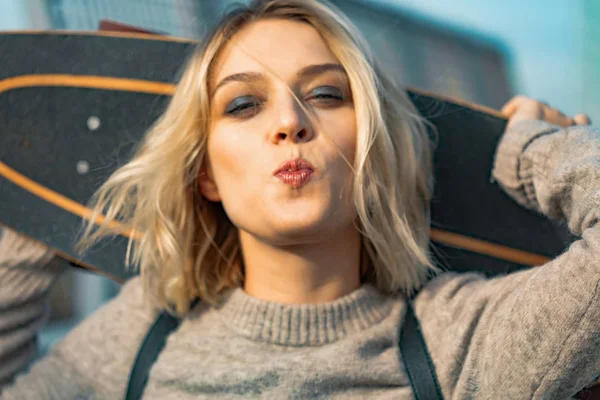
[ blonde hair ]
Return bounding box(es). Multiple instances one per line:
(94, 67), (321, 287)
(77, 0), (441, 315)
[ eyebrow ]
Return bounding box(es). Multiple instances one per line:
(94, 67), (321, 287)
(211, 63), (346, 97)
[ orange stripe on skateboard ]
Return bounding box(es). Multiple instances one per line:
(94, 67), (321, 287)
(0, 74), (176, 95)
(0, 161), (140, 240)
(430, 228), (550, 267)
(0, 73), (547, 268)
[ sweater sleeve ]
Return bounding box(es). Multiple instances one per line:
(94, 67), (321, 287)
(0, 229), (156, 399)
(0, 227), (66, 389)
(413, 120), (600, 399)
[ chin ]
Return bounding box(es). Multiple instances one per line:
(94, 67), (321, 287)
(226, 196), (356, 245)
(265, 207), (351, 244)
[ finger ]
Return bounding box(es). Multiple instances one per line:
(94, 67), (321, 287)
(573, 113), (591, 125)
(501, 96), (525, 117)
(555, 115), (576, 128)
(544, 107), (576, 127)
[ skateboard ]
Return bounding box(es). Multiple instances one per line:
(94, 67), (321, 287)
(0, 32), (573, 283)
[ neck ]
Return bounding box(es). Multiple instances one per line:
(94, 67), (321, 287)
(239, 225), (362, 304)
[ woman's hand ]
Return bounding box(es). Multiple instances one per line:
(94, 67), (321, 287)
(501, 95), (591, 130)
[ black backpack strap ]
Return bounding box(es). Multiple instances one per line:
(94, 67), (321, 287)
(399, 299), (444, 400)
(126, 298), (200, 400)
(126, 311), (181, 400)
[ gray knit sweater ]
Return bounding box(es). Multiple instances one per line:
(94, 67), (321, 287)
(1, 119), (599, 399)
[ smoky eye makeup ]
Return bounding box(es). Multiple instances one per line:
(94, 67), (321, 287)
(219, 77), (351, 118)
(307, 72), (352, 103)
(219, 83), (266, 117)
(308, 86), (345, 101)
(224, 95), (262, 116)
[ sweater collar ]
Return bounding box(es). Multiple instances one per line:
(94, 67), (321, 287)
(215, 284), (395, 347)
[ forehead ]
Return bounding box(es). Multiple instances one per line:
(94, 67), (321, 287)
(211, 19), (339, 84)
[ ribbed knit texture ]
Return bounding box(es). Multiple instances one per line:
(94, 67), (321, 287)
(1, 120), (599, 399)
(217, 283), (393, 346)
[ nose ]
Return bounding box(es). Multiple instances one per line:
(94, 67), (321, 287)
(270, 95), (314, 144)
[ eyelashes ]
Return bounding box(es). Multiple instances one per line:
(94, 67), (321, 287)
(224, 86), (346, 118)
(224, 96), (261, 116)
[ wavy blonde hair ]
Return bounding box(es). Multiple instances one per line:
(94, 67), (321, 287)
(77, 0), (441, 315)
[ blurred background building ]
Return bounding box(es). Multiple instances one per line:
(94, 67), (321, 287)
(0, 0), (592, 352)
(42, 0), (513, 108)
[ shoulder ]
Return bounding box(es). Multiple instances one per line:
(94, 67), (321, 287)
(411, 269), (537, 324)
(407, 272), (494, 395)
(410, 271), (495, 359)
(50, 276), (158, 394)
(413, 271), (489, 315)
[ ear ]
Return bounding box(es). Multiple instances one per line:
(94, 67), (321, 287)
(198, 166), (221, 202)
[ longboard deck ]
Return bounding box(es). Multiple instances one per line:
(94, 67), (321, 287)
(0, 31), (573, 283)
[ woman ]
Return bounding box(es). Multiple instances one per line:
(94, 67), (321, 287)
(1, 0), (598, 398)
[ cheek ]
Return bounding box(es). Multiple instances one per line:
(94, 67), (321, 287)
(318, 108), (358, 213)
(207, 124), (266, 214)
(335, 110), (358, 202)
(323, 108), (358, 164)
(208, 119), (256, 166)
(208, 126), (251, 184)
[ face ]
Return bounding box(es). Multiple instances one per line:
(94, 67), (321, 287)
(201, 18), (358, 246)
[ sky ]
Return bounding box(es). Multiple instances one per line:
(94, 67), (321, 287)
(378, 0), (585, 118)
(0, 0), (29, 29)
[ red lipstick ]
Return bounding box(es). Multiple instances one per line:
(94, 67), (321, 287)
(273, 158), (316, 188)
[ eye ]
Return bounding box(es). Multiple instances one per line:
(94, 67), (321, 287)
(308, 86), (344, 103)
(224, 96), (262, 117)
